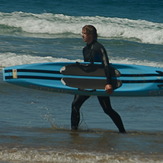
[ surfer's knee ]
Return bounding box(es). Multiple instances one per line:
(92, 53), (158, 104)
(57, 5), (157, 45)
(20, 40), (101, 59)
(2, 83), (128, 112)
(102, 105), (115, 116)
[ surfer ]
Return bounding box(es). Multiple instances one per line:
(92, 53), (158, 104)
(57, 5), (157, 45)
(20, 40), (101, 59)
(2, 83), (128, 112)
(71, 25), (126, 133)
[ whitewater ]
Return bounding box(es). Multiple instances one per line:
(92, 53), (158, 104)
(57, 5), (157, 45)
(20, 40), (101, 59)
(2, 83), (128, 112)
(0, 12), (163, 45)
(0, 52), (163, 69)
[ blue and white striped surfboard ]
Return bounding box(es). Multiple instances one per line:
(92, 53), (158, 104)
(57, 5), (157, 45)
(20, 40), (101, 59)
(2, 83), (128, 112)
(3, 62), (163, 96)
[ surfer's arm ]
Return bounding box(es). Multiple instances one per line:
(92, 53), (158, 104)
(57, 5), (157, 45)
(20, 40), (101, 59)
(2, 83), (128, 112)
(100, 48), (113, 94)
(100, 48), (112, 85)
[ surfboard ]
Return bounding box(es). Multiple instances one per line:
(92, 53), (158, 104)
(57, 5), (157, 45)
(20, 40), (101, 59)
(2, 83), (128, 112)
(2, 62), (163, 96)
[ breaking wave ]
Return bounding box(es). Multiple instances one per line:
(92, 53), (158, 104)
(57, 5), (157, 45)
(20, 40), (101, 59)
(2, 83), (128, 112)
(0, 12), (163, 45)
(0, 52), (162, 68)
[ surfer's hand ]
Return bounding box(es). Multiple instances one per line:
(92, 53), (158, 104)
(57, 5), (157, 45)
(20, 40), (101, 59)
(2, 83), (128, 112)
(105, 84), (113, 94)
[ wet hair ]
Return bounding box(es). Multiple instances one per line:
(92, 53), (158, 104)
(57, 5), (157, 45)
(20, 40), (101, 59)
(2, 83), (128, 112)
(82, 25), (98, 41)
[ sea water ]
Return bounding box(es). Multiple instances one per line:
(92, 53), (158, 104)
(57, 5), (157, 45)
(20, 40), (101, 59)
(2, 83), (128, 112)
(0, 0), (163, 162)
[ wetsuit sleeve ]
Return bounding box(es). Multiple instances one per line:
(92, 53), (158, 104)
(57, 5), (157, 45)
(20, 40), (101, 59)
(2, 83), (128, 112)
(100, 48), (112, 85)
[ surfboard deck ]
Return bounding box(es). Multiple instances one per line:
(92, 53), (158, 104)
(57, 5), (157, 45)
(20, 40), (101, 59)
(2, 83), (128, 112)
(2, 62), (163, 96)
(61, 62), (121, 77)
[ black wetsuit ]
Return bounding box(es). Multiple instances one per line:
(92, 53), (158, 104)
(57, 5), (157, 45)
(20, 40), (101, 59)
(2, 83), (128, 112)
(71, 41), (126, 133)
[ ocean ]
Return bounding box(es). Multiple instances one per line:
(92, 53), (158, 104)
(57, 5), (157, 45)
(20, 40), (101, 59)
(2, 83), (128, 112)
(0, 0), (163, 162)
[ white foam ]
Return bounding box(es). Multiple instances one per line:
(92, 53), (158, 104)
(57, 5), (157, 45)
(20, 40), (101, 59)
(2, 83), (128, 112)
(110, 58), (163, 68)
(0, 12), (163, 44)
(0, 52), (81, 68)
(0, 52), (162, 68)
(0, 147), (162, 163)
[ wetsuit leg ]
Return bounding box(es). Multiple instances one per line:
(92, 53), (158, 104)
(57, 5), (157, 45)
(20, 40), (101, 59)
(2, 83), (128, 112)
(71, 95), (90, 130)
(97, 96), (126, 133)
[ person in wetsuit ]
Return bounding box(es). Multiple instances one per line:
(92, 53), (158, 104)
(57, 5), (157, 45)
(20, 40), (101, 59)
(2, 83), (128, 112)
(71, 25), (126, 133)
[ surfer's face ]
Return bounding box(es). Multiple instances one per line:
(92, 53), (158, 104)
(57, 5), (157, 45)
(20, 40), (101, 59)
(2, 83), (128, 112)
(82, 29), (93, 44)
